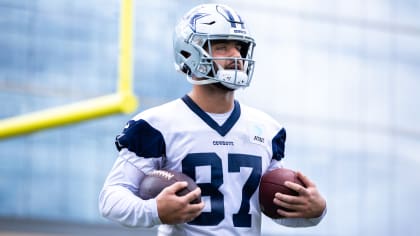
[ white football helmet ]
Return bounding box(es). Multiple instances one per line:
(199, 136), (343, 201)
(173, 4), (256, 90)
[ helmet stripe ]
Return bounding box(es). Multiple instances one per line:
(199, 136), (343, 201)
(217, 5), (243, 29)
(237, 15), (245, 29)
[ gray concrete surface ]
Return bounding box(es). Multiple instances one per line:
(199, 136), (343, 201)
(0, 218), (157, 236)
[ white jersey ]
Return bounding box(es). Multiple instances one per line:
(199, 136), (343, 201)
(99, 95), (323, 236)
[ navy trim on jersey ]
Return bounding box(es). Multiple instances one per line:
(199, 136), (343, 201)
(272, 128), (286, 161)
(115, 119), (166, 158)
(181, 95), (241, 137)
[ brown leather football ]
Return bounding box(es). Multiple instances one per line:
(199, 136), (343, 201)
(259, 168), (305, 218)
(138, 170), (201, 204)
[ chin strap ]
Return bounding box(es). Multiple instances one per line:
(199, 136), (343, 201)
(187, 62), (249, 89)
(186, 75), (219, 85)
(216, 70), (248, 87)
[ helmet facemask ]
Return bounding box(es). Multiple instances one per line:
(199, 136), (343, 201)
(184, 34), (256, 90)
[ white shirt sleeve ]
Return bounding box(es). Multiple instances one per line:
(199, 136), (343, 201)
(274, 207), (327, 227)
(98, 148), (162, 227)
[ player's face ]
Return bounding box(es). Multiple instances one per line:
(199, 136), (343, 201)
(209, 40), (244, 72)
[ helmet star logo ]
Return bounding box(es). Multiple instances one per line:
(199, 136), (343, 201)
(189, 13), (209, 32)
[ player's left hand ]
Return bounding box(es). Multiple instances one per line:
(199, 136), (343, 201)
(273, 171), (326, 218)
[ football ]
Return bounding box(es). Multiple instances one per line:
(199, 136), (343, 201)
(259, 168), (305, 218)
(138, 170), (201, 204)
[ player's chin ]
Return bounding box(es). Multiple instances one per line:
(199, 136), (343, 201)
(212, 82), (235, 92)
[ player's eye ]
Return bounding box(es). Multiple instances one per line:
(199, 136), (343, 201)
(214, 44), (227, 51)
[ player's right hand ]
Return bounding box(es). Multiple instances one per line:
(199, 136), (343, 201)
(156, 181), (205, 224)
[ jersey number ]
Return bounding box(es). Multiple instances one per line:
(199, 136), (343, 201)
(182, 153), (262, 228)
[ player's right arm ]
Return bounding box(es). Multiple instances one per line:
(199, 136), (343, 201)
(99, 118), (166, 227)
(98, 148), (162, 227)
(99, 118), (204, 227)
(98, 148), (203, 227)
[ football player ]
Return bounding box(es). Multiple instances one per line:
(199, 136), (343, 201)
(99, 4), (326, 236)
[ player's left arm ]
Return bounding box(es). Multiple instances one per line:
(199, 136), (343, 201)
(268, 125), (326, 226)
(273, 171), (327, 227)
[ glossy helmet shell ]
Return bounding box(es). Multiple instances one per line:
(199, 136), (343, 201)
(173, 4), (256, 90)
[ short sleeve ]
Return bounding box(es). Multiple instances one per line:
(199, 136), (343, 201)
(115, 119), (166, 158)
(271, 128), (286, 161)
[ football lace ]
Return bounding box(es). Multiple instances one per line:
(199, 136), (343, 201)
(149, 170), (174, 180)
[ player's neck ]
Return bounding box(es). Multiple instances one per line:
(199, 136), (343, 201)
(188, 85), (235, 114)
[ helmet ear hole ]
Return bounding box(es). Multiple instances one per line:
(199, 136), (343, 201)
(180, 51), (192, 74)
(181, 50), (191, 59)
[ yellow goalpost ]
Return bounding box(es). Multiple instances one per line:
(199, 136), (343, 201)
(0, 0), (138, 139)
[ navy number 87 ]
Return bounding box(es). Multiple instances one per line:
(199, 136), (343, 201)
(182, 152), (262, 228)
